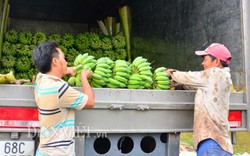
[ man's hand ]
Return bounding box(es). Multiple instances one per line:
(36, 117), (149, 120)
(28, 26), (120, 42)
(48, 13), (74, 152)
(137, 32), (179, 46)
(66, 67), (76, 76)
(165, 69), (175, 76)
(81, 68), (92, 79)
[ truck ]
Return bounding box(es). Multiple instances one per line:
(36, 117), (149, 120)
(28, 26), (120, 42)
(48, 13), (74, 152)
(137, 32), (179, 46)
(0, 0), (249, 155)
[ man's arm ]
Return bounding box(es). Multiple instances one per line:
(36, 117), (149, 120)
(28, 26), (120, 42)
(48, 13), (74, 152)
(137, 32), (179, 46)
(166, 69), (208, 89)
(81, 68), (95, 108)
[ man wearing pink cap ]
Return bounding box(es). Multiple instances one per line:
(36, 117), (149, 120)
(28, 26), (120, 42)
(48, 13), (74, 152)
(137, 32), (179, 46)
(166, 43), (233, 156)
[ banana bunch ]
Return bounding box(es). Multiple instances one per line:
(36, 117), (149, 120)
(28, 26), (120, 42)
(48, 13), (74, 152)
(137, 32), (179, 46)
(5, 29), (18, 43)
(0, 71), (16, 84)
(67, 53), (96, 87)
(48, 33), (61, 44)
(73, 53), (96, 71)
(152, 67), (170, 90)
(90, 57), (114, 88)
(107, 60), (131, 88)
(19, 31), (33, 45)
(127, 74), (145, 89)
(32, 32), (47, 45)
(129, 56), (153, 89)
(67, 65), (84, 87)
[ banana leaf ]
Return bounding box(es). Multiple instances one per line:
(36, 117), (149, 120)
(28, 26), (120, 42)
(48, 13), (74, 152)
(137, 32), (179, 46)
(105, 16), (116, 36)
(119, 5), (132, 62)
(97, 20), (108, 35)
(115, 23), (121, 35)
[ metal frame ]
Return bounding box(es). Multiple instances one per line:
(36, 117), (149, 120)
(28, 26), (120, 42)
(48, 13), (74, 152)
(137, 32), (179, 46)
(0, 85), (248, 133)
(242, 0), (250, 131)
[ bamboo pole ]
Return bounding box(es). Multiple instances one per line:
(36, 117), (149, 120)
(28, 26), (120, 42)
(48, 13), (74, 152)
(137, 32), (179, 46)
(0, 0), (9, 60)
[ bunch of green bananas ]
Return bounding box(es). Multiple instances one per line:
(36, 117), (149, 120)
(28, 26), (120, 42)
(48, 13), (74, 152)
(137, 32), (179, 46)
(15, 56), (31, 72)
(129, 56), (153, 89)
(112, 35), (126, 49)
(2, 42), (16, 55)
(127, 73), (145, 89)
(89, 33), (102, 50)
(5, 29), (18, 43)
(90, 57), (114, 88)
(68, 53), (97, 87)
(73, 53), (96, 70)
(16, 44), (33, 56)
(61, 33), (75, 48)
(1, 56), (15, 68)
(101, 37), (113, 51)
(152, 67), (170, 90)
(48, 33), (62, 44)
(107, 60), (131, 88)
(32, 32), (47, 45)
(75, 33), (90, 51)
(67, 65), (84, 87)
(19, 31), (33, 45)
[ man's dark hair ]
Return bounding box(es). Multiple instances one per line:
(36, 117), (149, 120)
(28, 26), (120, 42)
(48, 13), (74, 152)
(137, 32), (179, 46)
(208, 54), (230, 67)
(32, 41), (59, 73)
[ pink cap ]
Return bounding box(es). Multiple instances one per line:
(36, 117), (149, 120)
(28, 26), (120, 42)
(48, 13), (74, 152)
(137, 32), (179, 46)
(195, 43), (232, 65)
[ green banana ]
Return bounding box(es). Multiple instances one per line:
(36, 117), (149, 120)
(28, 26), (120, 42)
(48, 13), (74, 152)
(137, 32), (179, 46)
(80, 53), (89, 63)
(154, 67), (167, 73)
(114, 67), (130, 73)
(144, 82), (152, 88)
(139, 66), (151, 72)
(116, 72), (130, 78)
(157, 84), (170, 89)
(140, 70), (153, 76)
(68, 77), (76, 86)
(155, 76), (169, 81)
(75, 78), (82, 87)
(94, 70), (106, 77)
(92, 73), (103, 79)
(82, 56), (94, 65)
(132, 56), (143, 65)
(95, 67), (110, 74)
(108, 78), (121, 86)
(138, 62), (151, 69)
(140, 75), (153, 84)
(157, 80), (170, 85)
(114, 75), (128, 84)
(75, 64), (83, 73)
(128, 80), (140, 85)
(96, 63), (110, 69)
(116, 80), (126, 87)
(154, 72), (168, 77)
(127, 84), (141, 89)
(107, 82), (118, 88)
(93, 78), (106, 86)
(74, 54), (83, 66)
(92, 81), (103, 88)
(129, 74), (142, 81)
(84, 63), (95, 69)
(134, 58), (147, 67)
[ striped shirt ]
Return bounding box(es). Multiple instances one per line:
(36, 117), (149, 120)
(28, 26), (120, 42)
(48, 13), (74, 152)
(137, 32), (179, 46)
(34, 73), (88, 156)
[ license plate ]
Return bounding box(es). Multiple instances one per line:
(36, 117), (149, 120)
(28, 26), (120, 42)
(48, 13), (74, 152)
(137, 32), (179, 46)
(0, 140), (34, 156)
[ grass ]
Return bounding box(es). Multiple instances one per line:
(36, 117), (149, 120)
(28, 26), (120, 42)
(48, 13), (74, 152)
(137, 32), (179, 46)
(180, 132), (250, 154)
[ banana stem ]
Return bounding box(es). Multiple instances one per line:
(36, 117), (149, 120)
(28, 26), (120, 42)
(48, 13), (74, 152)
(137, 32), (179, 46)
(119, 5), (131, 62)
(0, 0), (9, 61)
(4, 4), (9, 33)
